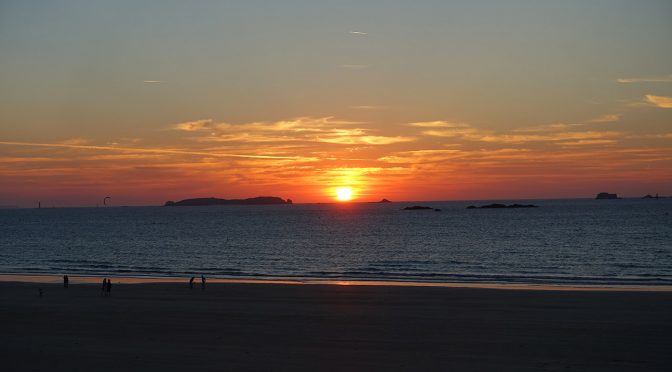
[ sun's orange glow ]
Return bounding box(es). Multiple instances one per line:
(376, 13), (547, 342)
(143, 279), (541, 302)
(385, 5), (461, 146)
(335, 187), (353, 201)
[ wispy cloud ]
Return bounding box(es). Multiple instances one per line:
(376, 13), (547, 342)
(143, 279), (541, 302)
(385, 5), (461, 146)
(174, 119), (218, 132)
(143, 80), (164, 84)
(589, 114), (621, 123)
(477, 131), (622, 144)
(559, 139), (618, 146)
(514, 114), (620, 133)
(409, 121), (470, 128)
(349, 31), (368, 36)
(60, 138), (91, 145)
(412, 120), (622, 144)
(617, 75), (672, 84)
(645, 94), (672, 108)
(0, 141), (309, 160)
(513, 123), (579, 132)
(173, 117), (413, 146)
(317, 135), (415, 145)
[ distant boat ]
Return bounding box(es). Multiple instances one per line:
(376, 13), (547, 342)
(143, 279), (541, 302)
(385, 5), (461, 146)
(596, 192), (618, 200)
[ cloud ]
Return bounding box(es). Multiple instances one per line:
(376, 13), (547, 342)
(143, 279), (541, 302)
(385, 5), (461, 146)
(173, 117), (413, 146)
(143, 80), (163, 84)
(617, 75), (672, 83)
(317, 135), (415, 145)
(513, 123), (578, 132)
(349, 31), (368, 36)
(514, 115), (620, 133)
(589, 114), (621, 123)
(409, 121), (470, 128)
(174, 119), (218, 131)
(0, 156), (66, 163)
(378, 149), (464, 164)
(559, 139), (618, 146)
(644, 95), (672, 108)
(412, 120), (622, 144)
(477, 131), (622, 144)
(60, 138), (90, 145)
(421, 129), (479, 138)
(0, 141), (309, 160)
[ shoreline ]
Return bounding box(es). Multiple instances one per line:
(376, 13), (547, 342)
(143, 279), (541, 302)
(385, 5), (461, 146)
(2, 273), (671, 292)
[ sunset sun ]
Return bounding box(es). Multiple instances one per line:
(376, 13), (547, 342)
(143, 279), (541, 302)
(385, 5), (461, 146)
(335, 187), (353, 202)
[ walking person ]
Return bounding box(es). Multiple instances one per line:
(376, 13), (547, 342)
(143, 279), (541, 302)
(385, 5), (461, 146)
(63, 275), (69, 288)
(201, 275), (206, 290)
(189, 276), (195, 290)
(101, 278), (107, 296)
(106, 279), (112, 296)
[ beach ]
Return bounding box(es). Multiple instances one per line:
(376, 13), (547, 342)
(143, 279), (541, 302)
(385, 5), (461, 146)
(1, 279), (671, 371)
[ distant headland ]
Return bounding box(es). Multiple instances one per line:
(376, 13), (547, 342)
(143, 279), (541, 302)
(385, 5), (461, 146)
(165, 197), (292, 207)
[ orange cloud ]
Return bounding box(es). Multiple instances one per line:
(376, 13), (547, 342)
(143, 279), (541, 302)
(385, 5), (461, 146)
(0, 141), (309, 160)
(414, 120), (622, 144)
(409, 121), (470, 128)
(174, 117), (414, 146)
(590, 114), (621, 123)
(645, 95), (672, 108)
(617, 75), (672, 83)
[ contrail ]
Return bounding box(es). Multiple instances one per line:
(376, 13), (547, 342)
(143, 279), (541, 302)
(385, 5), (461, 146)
(0, 141), (309, 160)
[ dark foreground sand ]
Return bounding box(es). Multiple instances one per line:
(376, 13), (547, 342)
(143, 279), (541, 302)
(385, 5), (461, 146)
(1, 281), (671, 371)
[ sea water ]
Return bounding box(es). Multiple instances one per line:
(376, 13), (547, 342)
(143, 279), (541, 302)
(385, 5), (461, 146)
(1, 199), (671, 286)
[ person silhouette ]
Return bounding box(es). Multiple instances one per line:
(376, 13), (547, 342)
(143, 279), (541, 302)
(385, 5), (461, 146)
(63, 275), (69, 288)
(201, 275), (206, 290)
(189, 276), (195, 290)
(101, 278), (107, 296)
(106, 279), (112, 296)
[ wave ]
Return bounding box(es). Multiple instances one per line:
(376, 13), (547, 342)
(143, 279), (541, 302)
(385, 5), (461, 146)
(2, 267), (671, 286)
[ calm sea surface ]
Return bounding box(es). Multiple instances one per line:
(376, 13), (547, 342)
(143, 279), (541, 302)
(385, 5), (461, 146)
(1, 199), (671, 286)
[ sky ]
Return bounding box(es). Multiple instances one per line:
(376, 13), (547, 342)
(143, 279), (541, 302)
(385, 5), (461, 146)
(1, 0), (671, 206)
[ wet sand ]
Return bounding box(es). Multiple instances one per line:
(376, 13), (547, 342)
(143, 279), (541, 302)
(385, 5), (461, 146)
(1, 280), (671, 371)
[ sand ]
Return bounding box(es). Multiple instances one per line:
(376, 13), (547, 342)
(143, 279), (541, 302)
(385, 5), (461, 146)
(1, 280), (671, 371)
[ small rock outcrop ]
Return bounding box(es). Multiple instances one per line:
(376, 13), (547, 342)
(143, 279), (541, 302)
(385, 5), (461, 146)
(403, 206), (434, 210)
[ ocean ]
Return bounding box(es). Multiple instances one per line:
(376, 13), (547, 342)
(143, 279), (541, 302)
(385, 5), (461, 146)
(1, 199), (671, 286)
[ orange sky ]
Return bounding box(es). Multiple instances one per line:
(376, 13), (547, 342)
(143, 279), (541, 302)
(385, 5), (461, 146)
(1, 113), (671, 206)
(1, 1), (671, 206)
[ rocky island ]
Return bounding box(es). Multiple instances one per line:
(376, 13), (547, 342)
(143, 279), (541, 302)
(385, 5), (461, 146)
(403, 205), (440, 211)
(165, 197), (292, 207)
